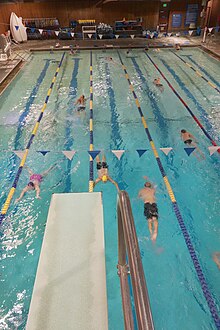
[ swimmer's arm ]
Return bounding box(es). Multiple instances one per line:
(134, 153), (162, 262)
(15, 187), (28, 202)
(108, 177), (120, 192)
(93, 178), (101, 187)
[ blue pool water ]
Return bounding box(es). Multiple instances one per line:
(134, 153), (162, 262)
(0, 48), (219, 329)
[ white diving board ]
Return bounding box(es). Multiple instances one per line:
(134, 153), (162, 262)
(26, 192), (108, 330)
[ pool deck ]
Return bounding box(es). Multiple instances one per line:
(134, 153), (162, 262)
(0, 58), (21, 88)
(9, 33), (220, 56)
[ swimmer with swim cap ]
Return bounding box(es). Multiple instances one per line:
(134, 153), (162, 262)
(102, 175), (108, 182)
(93, 154), (119, 191)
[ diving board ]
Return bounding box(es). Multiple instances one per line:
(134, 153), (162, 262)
(26, 192), (108, 330)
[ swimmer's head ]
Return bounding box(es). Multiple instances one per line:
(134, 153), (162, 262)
(181, 129), (186, 133)
(144, 182), (152, 188)
(28, 182), (35, 190)
(102, 175), (108, 183)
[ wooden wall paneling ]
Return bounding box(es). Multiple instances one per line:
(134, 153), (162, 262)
(0, 4), (20, 34)
(168, 0), (202, 31)
(0, 0), (204, 36)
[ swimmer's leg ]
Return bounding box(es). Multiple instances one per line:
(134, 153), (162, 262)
(151, 217), (158, 241)
(24, 166), (34, 176)
(96, 154), (101, 163)
(147, 218), (153, 237)
(41, 163), (57, 177)
(102, 154), (106, 163)
(191, 142), (205, 160)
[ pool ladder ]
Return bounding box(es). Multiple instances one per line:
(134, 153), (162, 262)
(117, 191), (154, 330)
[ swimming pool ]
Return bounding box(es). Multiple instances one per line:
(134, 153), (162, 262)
(0, 47), (219, 329)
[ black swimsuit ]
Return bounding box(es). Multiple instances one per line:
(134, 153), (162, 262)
(97, 162), (108, 170)
(144, 203), (158, 220)
(77, 105), (85, 112)
(184, 139), (192, 145)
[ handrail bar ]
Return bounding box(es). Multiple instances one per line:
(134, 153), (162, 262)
(117, 190), (154, 330)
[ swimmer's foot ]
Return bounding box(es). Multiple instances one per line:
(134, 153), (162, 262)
(151, 232), (157, 242)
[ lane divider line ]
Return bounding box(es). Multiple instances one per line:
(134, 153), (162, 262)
(144, 51), (220, 154)
(0, 52), (66, 225)
(89, 51), (94, 192)
(117, 51), (220, 329)
(171, 51), (220, 93)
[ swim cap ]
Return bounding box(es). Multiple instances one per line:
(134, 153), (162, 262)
(102, 175), (108, 182)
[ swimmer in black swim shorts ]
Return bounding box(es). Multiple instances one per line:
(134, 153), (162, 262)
(138, 177), (159, 241)
(74, 95), (86, 111)
(181, 129), (205, 160)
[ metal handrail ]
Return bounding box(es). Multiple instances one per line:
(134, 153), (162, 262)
(117, 190), (154, 330)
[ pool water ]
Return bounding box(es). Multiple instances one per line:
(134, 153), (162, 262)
(0, 48), (219, 330)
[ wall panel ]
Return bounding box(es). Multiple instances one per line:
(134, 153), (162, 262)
(0, 1), (159, 34)
(0, 0), (204, 35)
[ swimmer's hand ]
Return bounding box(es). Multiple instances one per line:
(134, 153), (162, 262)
(15, 198), (20, 204)
(143, 176), (148, 180)
(36, 195), (41, 199)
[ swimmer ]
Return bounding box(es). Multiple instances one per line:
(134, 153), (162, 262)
(105, 57), (119, 65)
(181, 129), (205, 160)
(153, 77), (164, 92)
(175, 43), (181, 51)
(70, 49), (77, 55)
(93, 154), (119, 191)
(15, 164), (58, 202)
(138, 176), (159, 242)
(105, 56), (113, 61)
(74, 94), (87, 111)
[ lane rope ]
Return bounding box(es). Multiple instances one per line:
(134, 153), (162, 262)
(89, 51), (94, 192)
(171, 51), (220, 93)
(144, 51), (220, 154)
(117, 50), (220, 329)
(0, 52), (65, 225)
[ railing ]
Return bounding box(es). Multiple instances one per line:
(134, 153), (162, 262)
(117, 190), (154, 330)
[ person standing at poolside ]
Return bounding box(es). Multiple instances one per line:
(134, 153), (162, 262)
(138, 176), (159, 242)
(94, 154), (119, 191)
(15, 164), (57, 202)
(181, 129), (205, 160)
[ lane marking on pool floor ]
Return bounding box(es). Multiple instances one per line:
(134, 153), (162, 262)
(0, 52), (66, 225)
(144, 51), (220, 154)
(117, 50), (220, 329)
(171, 51), (220, 93)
